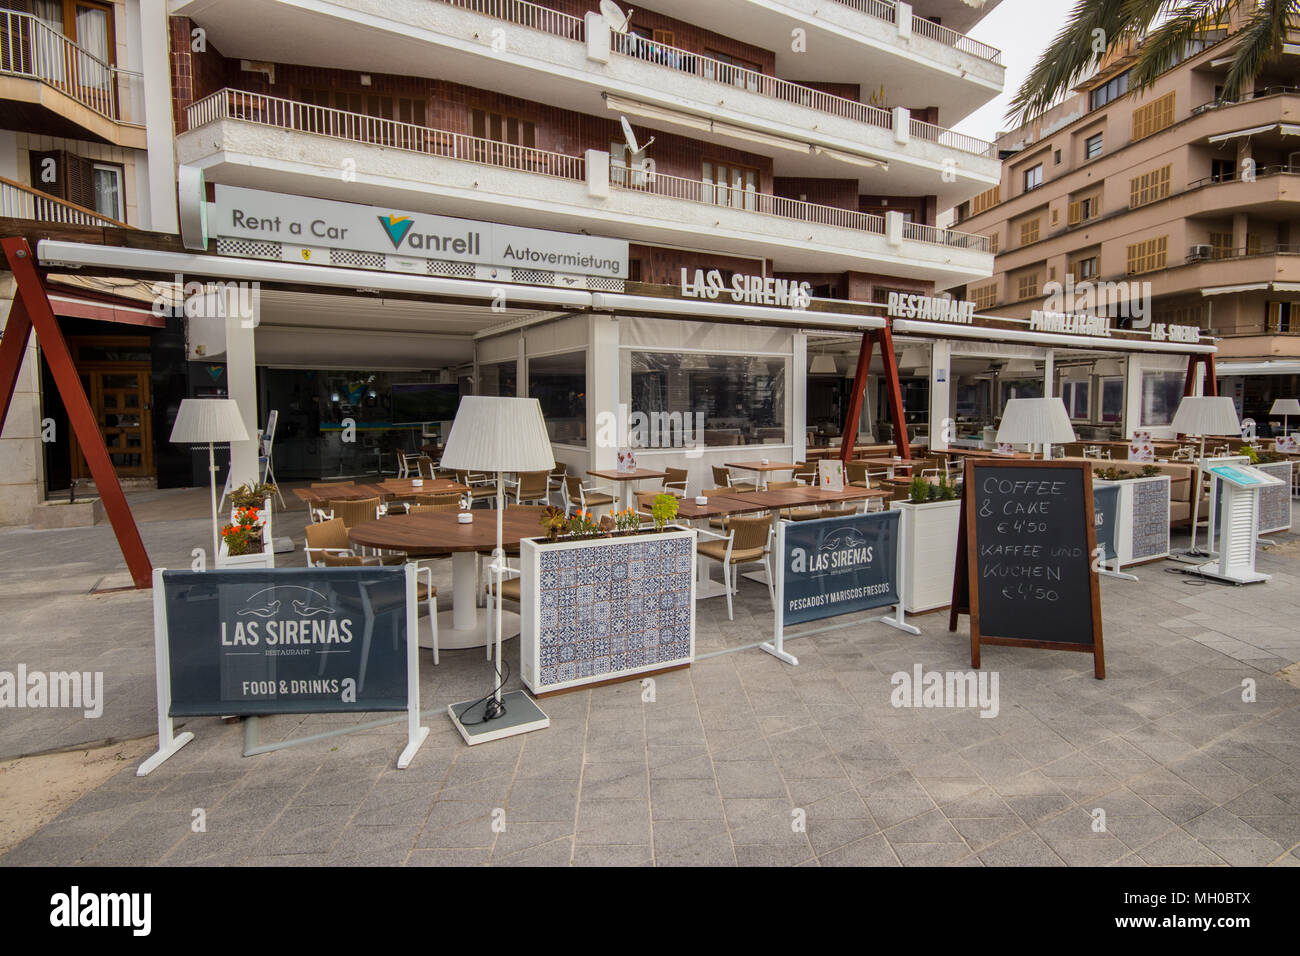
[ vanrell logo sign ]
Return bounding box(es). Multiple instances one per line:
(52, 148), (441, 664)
(213, 185), (627, 278)
(781, 511), (900, 626)
(161, 567), (410, 717)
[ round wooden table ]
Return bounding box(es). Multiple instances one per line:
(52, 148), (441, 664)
(349, 510), (543, 649)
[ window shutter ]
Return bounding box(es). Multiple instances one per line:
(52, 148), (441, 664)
(64, 153), (95, 209)
(1068, 200), (1081, 225)
(30, 150), (67, 200)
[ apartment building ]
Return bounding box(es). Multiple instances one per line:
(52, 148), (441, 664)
(947, 23), (1299, 435)
(0, 0), (177, 522)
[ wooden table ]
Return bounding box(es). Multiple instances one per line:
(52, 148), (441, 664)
(853, 457), (917, 480)
(372, 478), (470, 498)
(293, 483), (387, 504)
(349, 509), (542, 648)
(587, 468), (668, 511)
(725, 460), (796, 490)
(293, 479), (468, 506)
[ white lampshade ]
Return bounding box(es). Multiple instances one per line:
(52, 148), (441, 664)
(440, 396), (555, 473)
(1003, 357), (1038, 376)
(1170, 396), (1240, 437)
(1269, 398), (1300, 415)
(897, 346), (928, 370)
(997, 397), (1076, 445)
(169, 398), (249, 444)
(1093, 359), (1124, 376)
(809, 354), (838, 375)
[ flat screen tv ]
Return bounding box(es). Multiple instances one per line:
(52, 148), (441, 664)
(391, 383), (461, 424)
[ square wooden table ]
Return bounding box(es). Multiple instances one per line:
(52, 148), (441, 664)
(587, 468), (669, 511)
(724, 460), (796, 490)
(852, 457), (917, 480)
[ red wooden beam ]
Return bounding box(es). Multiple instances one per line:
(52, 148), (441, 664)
(876, 324), (911, 460)
(839, 331), (874, 466)
(1182, 354), (1219, 398)
(1, 237), (153, 589)
(1203, 353), (1218, 396)
(0, 295), (33, 428)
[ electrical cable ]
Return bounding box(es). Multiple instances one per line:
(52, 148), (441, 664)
(454, 648), (511, 726)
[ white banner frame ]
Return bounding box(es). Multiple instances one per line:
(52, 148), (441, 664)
(139, 564), (429, 775)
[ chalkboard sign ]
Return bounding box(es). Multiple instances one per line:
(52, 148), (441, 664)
(950, 459), (1104, 678)
(161, 567), (411, 716)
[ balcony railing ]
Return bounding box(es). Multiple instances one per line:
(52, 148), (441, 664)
(830, 0), (1002, 63)
(428, 0), (995, 157)
(1191, 85), (1300, 115)
(910, 117), (998, 158)
(1186, 164), (1299, 190)
(903, 220), (991, 251)
(0, 174), (132, 228)
(611, 160), (887, 233)
(1185, 243), (1300, 263)
(439, 0), (584, 40)
(610, 30), (900, 134)
(186, 89), (587, 181)
(0, 10), (142, 123)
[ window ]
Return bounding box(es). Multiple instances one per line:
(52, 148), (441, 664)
(1131, 92), (1176, 141)
(1068, 192), (1101, 224)
(1018, 217), (1040, 246)
(1000, 377), (1044, 411)
(971, 185), (1001, 215)
(704, 49), (763, 91)
(1140, 370), (1184, 426)
(471, 109), (535, 148)
(1126, 236), (1168, 275)
(528, 351), (585, 444)
(478, 360), (517, 397)
(1054, 149), (1062, 165)
(1100, 377), (1124, 422)
(627, 352), (785, 447)
(1209, 231), (1233, 259)
(1129, 165), (1172, 208)
(1022, 163), (1043, 192)
(1071, 256), (1099, 281)
(1061, 379), (1091, 420)
(987, 232), (999, 255)
(1211, 159), (1235, 182)
(91, 163), (123, 221)
(1016, 273), (1041, 301)
(1090, 70), (1130, 110)
(1085, 132), (1103, 159)
(971, 283), (997, 309)
(1268, 302), (1295, 333)
(703, 160), (759, 210)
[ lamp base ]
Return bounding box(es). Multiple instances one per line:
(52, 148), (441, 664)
(448, 690), (549, 746)
(1179, 561), (1270, 586)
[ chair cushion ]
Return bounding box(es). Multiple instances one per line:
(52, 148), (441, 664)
(697, 540), (765, 564)
(486, 577), (522, 602)
(582, 493), (615, 507)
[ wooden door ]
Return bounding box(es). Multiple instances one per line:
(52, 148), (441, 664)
(70, 366), (154, 480)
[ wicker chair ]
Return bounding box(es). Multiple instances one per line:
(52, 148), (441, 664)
(407, 502), (462, 516)
(510, 470), (552, 505)
(455, 469), (499, 507)
(563, 474), (615, 517)
(712, 464), (755, 491)
(846, 461), (871, 489)
(793, 461), (817, 485)
(662, 467), (688, 496)
(304, 518), (371, 567)
(695, 514), (775, 620)
(330, 497), (383, 529)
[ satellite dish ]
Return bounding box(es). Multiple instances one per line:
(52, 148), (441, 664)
(600, 0), (633, 33)
(619, 115), (654, 157)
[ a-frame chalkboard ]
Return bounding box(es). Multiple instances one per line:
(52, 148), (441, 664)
(949, 458), (1105, 679)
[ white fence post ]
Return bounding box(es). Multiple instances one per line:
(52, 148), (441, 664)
(586, 12), (610, 62)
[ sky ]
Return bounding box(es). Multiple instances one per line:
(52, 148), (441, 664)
(953, 0), (1081, 142)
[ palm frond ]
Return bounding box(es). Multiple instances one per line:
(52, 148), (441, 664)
(1129, 0), (1236, 92)
(1221, 2), (1292, 101)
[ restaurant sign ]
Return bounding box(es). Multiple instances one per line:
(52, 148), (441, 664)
(211, 185), (629, 279)
(680, 268), (813, 309)
(887, 292), (977, 324)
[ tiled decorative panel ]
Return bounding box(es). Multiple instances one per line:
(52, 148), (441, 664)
(1256, 461), (1293, 534)
(520, 530), (695, 693)
(1129, 477), (1170, 561)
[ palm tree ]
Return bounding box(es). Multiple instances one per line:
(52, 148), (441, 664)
(1009, 0), (1300, 125)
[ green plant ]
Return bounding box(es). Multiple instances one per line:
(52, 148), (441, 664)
(230, 482), (277, 509)
(1141, 465), (1161, 477)
(539, 506), (568, 542)
(221, 506), (264, 556)
(614, 507), (640, 532)
(908, 475), (931, 504)
(569, 510), (603, 538)
(935, 476), (958, 501)
(650, 493), (678, 532)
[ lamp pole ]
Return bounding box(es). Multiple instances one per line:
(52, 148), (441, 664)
(208, 440), (220, 560)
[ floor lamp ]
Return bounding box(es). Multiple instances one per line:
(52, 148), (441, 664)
(1271, 398), (1300, 439)
(441, 396), (555, 745)
(169, 399), (249, 562)
(996, 397), (1076, 461)
(1170, 396), (1240, 559)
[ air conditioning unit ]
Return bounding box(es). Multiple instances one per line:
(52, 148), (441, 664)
(1189, 244), (1214, 260)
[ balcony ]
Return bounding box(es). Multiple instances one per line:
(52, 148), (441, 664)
(0, 175), (133, 228)
(179, 89), (993, 281)
(171, 0), (1001, 203)
(0, 10), (146, 147)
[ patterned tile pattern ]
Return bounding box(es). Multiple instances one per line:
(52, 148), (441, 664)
(536, 536), (693, 689)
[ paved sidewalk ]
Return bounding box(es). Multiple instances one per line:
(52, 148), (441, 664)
(1, 489), (1299, 866)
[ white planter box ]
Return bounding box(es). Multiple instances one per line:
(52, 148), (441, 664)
(520, 526), (695, 694)
(1255, 460), (1293, 533)
(215, 544), (274, 569)
(1095, 475), (1171, 566)
(230, 496), (273, 542)
(890, 498), (961, 613)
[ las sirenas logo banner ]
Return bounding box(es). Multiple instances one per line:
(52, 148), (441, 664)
(780, 511), (900, 626)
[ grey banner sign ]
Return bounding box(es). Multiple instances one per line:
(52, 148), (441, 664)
(1092, 484), (1121, 563)
(780, 511), (900, 626)
(162, 567), (409, 717)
